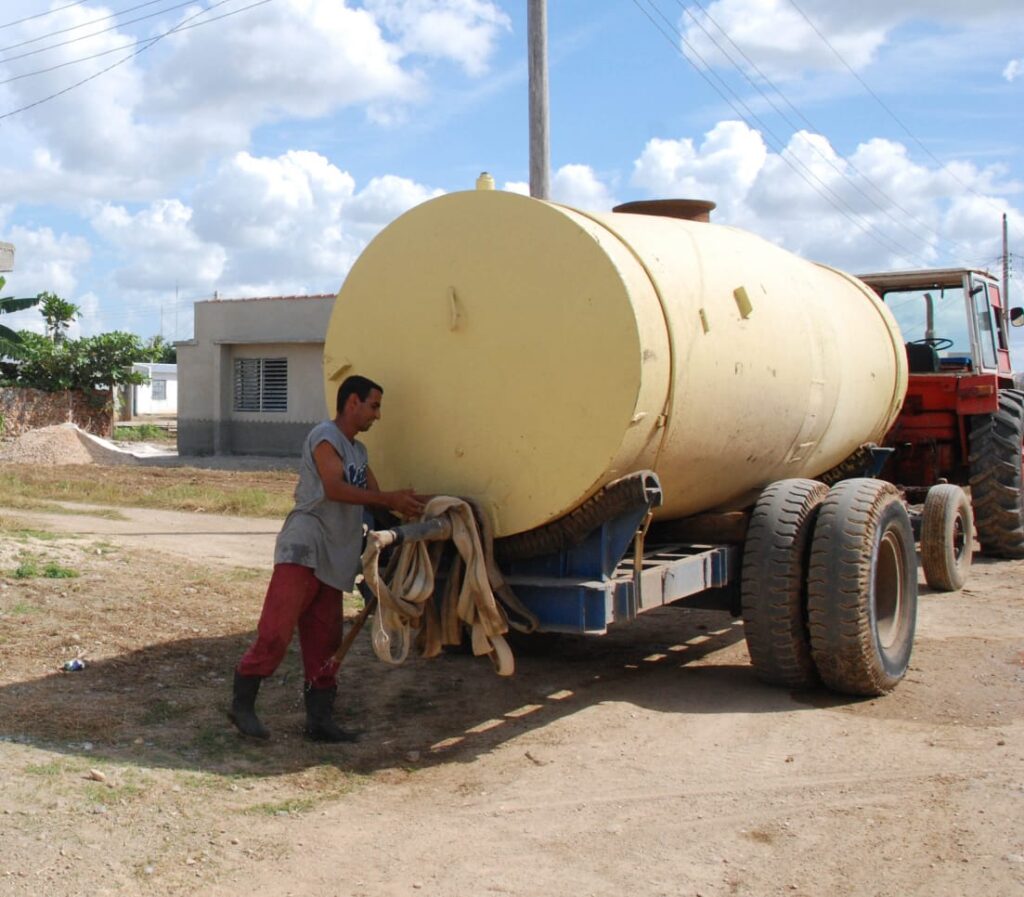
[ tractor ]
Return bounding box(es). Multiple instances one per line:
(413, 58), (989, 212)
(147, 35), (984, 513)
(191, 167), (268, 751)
(858, 267), (1024, 589)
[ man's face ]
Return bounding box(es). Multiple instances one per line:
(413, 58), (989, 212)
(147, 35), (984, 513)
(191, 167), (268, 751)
(351, 389), (383, 432)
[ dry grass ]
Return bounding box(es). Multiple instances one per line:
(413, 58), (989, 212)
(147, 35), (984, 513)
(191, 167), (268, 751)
(0, 464), (297, 517)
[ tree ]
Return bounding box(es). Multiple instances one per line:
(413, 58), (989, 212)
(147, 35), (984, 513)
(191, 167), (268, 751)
(38, 292), (80, 344)
(143, 334), (177, 364)
(12, 331), (147, 394)
(0, 276), (41, 356)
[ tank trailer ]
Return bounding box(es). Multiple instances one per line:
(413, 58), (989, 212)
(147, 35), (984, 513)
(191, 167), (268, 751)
(325, 188), (1024, 697)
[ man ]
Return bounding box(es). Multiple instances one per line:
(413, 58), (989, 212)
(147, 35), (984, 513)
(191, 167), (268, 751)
(229, 374), (424, 742)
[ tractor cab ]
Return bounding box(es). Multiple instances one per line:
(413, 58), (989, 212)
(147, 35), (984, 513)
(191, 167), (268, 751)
(857, 267), (1021, 380)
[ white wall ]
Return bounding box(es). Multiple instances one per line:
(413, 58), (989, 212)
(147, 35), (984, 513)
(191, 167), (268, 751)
(132, 363), (178, 415)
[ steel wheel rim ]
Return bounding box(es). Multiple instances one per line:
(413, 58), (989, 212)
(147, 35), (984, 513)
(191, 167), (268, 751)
(874, 529), (903, 650)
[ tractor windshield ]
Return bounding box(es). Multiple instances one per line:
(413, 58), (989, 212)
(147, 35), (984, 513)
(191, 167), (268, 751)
(882, 285), (972, 359)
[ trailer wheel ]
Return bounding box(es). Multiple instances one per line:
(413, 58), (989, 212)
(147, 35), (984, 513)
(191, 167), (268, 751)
(920, 484), (973, 591)
(741, 478), (828, 688)
(807, 479), (917, 696)
(969, 389), (1024, 559)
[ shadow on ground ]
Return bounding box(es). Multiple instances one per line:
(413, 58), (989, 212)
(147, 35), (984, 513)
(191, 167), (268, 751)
(0, 606), (856, 778)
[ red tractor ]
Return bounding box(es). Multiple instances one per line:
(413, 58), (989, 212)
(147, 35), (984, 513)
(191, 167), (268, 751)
(858, 267), (1024, 590)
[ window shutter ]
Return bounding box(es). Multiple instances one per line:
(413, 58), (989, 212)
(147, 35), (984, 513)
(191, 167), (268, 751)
(233, 357), (287, 412)
(262, 358), (288, 412)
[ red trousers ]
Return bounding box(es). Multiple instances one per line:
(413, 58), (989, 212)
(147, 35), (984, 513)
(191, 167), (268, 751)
(236, 563), (343, 689)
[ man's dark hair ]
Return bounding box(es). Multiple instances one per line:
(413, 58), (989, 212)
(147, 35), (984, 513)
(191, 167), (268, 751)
(337, 375), (383, 413)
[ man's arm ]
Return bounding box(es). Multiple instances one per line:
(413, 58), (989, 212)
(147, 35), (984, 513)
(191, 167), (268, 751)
(312, 441), (425, 518)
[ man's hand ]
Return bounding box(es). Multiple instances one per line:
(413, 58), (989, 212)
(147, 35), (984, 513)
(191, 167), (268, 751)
(386, 489), (426, 518)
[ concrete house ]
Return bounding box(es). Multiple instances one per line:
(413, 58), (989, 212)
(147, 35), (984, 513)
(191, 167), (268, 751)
(130, 362), (178, 416)
(1, 242), (13, 273)
(176, 294), (335, 456)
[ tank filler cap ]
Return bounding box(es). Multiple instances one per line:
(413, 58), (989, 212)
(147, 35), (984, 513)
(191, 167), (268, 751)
(612, 198), (716, 222)
(475, 171), (495, 191)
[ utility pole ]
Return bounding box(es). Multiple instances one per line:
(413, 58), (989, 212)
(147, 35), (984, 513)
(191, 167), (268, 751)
(1003, 213), (1010, 304)
(528, 0), (550, 200)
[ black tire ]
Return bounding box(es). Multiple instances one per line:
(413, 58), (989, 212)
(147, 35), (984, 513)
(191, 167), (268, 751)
(969, 389), (1024, 558)
(920, 484), (973, 591)
(741, 478), (828, 688)
(807, 479), (918, 696)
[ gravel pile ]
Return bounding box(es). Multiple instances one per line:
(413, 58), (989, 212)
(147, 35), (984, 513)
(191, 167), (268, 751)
(0, 424), (139, 466)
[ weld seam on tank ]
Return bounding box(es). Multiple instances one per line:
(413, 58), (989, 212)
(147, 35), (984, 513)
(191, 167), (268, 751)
(559, 203), (680, 474)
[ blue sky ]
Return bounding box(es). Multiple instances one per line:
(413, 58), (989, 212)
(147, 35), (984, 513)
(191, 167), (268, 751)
(2, 0), (1023, 365)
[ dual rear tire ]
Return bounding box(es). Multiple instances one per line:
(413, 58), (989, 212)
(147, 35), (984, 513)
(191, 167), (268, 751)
(742, 478), (918, 696)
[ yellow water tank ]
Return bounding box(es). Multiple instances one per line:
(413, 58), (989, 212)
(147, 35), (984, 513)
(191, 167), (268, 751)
(323, 189), (907, 537)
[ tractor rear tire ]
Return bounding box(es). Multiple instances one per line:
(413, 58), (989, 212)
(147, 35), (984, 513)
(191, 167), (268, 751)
(920, 484), (973, 592)
(807, 479), (918, 696)
(741, 478), (828, 688)
(969, 389), (1024, 558)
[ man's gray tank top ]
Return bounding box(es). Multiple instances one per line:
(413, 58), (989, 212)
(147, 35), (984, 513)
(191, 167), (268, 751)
(274, 420), (368, 591)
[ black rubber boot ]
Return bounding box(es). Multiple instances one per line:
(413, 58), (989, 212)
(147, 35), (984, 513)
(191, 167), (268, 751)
(304, 684), (359, 743)
(228, 671), (270, 740)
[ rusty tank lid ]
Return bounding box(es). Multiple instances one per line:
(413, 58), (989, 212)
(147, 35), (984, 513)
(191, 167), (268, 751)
(612, 198), (716, 222)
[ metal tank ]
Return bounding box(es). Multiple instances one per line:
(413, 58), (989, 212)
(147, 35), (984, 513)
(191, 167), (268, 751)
(323, 187), (908, 538)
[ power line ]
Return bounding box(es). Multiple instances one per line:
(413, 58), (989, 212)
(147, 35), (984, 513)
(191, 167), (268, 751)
(0, 3), (271, 88)
(0, 0), (177, 53)
(0, 0), (273, 123)
(1, 0), (201, 63)
(631, 0), (931, 265)
(784, 0), (1024, 244)
(0, 2), (90, 31)
(675, 0), (979, 263)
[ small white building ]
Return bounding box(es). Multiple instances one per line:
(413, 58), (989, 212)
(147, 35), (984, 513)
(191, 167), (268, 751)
(131, 363), (178, 416)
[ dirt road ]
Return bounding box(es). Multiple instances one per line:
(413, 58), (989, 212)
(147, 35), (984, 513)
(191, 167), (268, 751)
(0, 501), (1021, 897)
(2, 502), (281, 569)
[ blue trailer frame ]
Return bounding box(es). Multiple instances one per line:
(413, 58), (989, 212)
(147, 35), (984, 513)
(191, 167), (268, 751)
(500, 472), (739, 634)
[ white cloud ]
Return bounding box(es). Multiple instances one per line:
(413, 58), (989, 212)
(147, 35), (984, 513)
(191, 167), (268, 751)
(627, 120), (1022, 275)
(80, 153), (442, 308)
(679, 0), (886, 79)
(363, 0), (511, 76)
(1004, 58), (1024, 81)
(632, 121), (767, 220)
(90, 200), (226, 292)
(3, 225), (91, 299)
(551, 164), (618, 210)
(678, 0), (1024, 80)
(0, 0), (506, 205)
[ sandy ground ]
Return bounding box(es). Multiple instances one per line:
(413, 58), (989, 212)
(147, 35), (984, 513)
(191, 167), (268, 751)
(0, 498), (1021, 897)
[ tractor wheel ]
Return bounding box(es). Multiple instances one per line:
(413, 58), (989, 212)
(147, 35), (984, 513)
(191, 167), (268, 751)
(807, 479), (918, 696)
(969, 389), (1024, 558)
(920, 484), (973, 591)
(741, 478), (828, 688)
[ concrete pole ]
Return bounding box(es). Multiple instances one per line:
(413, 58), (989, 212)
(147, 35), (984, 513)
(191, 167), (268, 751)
(528, 0), (550, 200)
(1003, 213), (1010, 305)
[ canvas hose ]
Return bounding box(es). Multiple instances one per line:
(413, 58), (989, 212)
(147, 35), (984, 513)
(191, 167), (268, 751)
(360, 496), (538, 677)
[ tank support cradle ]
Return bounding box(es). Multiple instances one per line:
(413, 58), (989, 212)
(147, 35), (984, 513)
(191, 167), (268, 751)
(500, 472), (739, 634)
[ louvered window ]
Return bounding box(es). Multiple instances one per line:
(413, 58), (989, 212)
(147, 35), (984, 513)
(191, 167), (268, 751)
(234, 357), (287, 412)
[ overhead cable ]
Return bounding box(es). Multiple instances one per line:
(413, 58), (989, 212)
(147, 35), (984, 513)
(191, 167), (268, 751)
(784, 0), (1024, 243)
(0, 0), (177, 53)
(0, 2), (271, 87)
(631, 0), (930, 266)
(0, 2), (90, 31)
(0, 0), (273, 122)
(0, 0), (201, 62)
(677, 0), (978, 262)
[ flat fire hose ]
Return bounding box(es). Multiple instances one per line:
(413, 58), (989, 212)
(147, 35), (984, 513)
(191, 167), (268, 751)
(338, 496), (536, 676)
